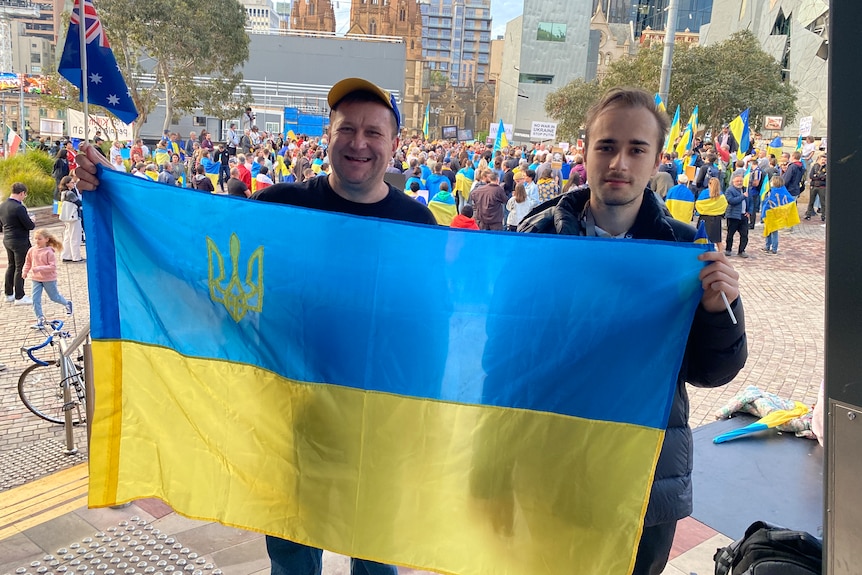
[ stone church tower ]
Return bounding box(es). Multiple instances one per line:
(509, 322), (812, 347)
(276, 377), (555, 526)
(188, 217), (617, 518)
(348, 0), (423, 136)
(291, 0), (336, 32)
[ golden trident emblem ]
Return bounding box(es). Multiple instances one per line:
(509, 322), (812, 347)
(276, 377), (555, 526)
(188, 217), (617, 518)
(207, 233), (264, 322)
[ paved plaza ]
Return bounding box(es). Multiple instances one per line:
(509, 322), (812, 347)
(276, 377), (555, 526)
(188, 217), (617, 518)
(1, 201), (826, 575)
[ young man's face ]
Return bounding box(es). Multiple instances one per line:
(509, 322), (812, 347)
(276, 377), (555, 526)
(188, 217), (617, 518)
(584, 105), (661, 210)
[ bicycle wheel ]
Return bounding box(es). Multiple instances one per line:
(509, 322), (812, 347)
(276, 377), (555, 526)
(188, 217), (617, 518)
(18, 363), (86, 425)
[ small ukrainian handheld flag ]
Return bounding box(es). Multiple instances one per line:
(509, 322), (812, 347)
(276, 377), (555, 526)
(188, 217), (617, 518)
(694, 220), (711, 245)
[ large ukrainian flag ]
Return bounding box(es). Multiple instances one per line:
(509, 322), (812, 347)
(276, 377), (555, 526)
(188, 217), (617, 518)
(86, 169), (709, 575)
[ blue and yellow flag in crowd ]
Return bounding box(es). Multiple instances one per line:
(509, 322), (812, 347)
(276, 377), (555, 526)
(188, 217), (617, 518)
(766, 136), (783, 160)
(86, 169), (711, 575)
(694, 219), (710, 244)
(666, 105), (681, 154)
(654, 93), (666, 113)
(423, 103), (430, 140)
(761, 184), (800, 236)
(675, 106), (699, 157)
(759, 172), (772, 200)
(665, 183), (695, 223)
(493, 118), (508, 152)
(427, 189), (457, 226)
(728, 108), (750, 160)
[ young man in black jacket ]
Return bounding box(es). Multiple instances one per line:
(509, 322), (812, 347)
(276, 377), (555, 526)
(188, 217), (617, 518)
(518, 88), (747, 575)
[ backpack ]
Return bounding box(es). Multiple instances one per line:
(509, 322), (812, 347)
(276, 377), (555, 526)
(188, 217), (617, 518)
(699, 164), (720, 190)
(714, 521), (822, 575)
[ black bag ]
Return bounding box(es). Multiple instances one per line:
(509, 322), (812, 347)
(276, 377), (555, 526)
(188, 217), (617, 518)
(714, 521), (822, 574)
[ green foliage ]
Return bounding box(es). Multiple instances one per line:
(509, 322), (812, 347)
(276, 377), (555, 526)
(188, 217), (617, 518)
(545, 30), (798, 140)
(44, 0), (252, 134)
(544, 78), (602, 142)
(0, 154), (56, 206)
(24, 151), (55, 175)
(430, 71), (449, 87)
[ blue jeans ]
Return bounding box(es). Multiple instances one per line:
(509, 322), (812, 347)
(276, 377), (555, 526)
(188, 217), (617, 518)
(31, 280), (69, 319)
(765, 231), (779, 252)
(266, 536), (397, 575)
(218, 164), (231, 190)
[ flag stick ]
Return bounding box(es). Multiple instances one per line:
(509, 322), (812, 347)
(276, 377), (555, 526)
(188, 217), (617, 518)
(720, 290), (738, 325)
(77, 0), (89, 143)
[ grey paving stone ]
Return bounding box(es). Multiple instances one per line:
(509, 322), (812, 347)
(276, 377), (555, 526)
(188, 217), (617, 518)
(0, 532), (43, 574)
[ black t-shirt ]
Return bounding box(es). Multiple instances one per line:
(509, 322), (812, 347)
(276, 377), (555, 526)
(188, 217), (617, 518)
(226, 177), (248, 197)
(252, 175), (437, 225)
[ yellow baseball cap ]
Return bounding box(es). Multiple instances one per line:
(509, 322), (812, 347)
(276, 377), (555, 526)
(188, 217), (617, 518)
(327, 77), (401, 129)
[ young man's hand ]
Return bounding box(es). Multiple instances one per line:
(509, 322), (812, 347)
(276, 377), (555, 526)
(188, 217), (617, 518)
(698, 251), (740, 313)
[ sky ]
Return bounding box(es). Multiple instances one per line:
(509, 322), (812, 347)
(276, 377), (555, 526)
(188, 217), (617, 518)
(331, 0), (524, 39)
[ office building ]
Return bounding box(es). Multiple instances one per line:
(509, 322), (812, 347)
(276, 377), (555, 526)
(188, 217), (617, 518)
(497, 0), (593, 143)
(421, 0), (492, 88)
(700, 0), (828, 137)
(634, 0), (713, 36)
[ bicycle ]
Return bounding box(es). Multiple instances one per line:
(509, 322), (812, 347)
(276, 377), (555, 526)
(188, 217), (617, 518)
(18, 319), (88, 425)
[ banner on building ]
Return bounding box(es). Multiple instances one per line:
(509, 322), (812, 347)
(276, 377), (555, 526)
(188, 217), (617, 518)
(67, 108), (134, 141)
(530, 121), (558, 141)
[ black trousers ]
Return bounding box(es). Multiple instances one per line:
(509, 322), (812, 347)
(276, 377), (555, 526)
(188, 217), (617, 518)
(726, 217), (749, 253)
(4, 238), (30, 299)
(632, 521), (678, 575)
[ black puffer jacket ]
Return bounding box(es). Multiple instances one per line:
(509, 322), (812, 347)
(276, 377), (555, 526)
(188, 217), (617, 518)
(520, 187), (748, 525)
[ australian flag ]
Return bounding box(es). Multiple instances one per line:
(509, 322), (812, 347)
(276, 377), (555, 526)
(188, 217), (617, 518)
(58, 0), (138, 125)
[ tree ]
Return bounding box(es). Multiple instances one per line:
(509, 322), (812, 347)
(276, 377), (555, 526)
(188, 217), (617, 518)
(46, 0), (252, 137)
(429, 70), (449, 88)
(543, 78), (601, 142)
(545, 30), (798, 141)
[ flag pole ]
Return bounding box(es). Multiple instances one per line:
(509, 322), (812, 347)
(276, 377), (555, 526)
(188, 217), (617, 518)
(18, 73), (24, 151)
(77, 0), (89, 143)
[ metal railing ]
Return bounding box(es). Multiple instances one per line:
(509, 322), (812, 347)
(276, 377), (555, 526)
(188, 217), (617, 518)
(59, 322), (91, 455)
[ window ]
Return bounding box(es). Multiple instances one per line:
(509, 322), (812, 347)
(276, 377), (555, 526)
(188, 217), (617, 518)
(308, 2), (314, 15)
(519, 73), (554, 84)
(399, 7), (406, 21)
(370, 19), (377, 34)
(39, 107), (46, 118)
(31, 53), (41, 63)
(537, 22), (566, 42)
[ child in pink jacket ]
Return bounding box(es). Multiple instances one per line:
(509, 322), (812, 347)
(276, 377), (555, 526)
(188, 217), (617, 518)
(22, 229), (73, 328)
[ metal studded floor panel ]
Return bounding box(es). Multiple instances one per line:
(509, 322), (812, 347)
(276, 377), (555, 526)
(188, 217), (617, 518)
(3, 516), (221, 575)
(0, 439), (88, 492)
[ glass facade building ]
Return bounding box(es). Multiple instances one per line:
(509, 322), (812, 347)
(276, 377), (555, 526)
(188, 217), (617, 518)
(633, 0), (713, 35)
(593, 0), (637, 24)
(421, 0), (492, 87)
